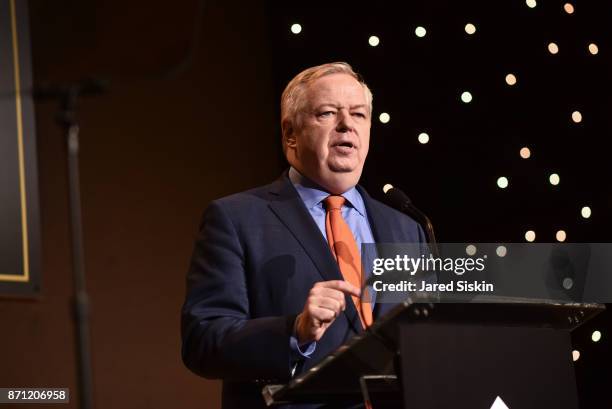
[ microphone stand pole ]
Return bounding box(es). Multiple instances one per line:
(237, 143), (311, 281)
(56, 87), (94, 409)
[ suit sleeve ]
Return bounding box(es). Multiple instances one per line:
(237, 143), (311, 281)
(181, 200), (295, 382)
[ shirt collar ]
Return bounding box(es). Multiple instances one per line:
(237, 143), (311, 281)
(288, 167), (367, 217)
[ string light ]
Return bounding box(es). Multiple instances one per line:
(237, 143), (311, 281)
(465, 23), (476, 35)
(368, 35), (380, 47)
(572, 111), (582, 123)
(379, 113), (390, 123)
(588, 43), (599, 55)
(564, 3), (575, 14)
(548, 42), (559, 54)
(505, 73), (517, 86)
(572, 350), (580, 362)
(525, 230), (536, 242)
(418, 132), (430, 144)
(581, 206), (592, 219)
(497, 177), (509, 189)
(549, 173), (560, 186)
(290, 23), (302, 34)
(520, 147), (531, 159)
(526, 0), (537, 8)
(461, 91), (473, 103)
(592, 330), (602, 342)
(415, 26), (427, 38)
(556, 230), (566, 242)
(466, 245), (477, 256)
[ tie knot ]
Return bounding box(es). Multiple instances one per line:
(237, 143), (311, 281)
(324, 195), (346, 211)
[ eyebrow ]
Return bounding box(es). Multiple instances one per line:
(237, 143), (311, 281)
(315, 103), (368, 110)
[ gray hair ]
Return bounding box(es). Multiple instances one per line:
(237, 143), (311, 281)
(280, 62), (373, 131)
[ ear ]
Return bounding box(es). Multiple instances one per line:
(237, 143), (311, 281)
(282, 119), (297, 149)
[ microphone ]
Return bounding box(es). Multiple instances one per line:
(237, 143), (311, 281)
(382, 184), (440, 258)
(358, 186), (441, 308)
(33, 78), (110, 100)
(32, 78), (110, 127)
(0, 78), (109, 101)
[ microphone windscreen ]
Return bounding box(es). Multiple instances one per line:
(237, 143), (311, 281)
(384, 186), (412, 210)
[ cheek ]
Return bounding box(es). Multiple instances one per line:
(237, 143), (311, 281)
(361, 141), (370, 157)
(302, 128), (330, 156)
(361, 128), (371, 152)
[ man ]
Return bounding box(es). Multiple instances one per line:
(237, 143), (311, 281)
(181, 62), (426, 408)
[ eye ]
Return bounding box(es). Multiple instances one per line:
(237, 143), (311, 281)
(352, 112), (366, 118)
(317, 111), (335, 118)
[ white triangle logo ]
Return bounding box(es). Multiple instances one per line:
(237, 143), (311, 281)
(490, 396), (509, 409)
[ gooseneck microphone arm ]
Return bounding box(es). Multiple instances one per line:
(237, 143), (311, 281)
(382, 184), (440, 258)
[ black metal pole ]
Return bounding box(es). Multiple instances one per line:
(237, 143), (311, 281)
(34, 80), (107, 409)
(66, 122), (94, 409)
(55, 87), (94, 409)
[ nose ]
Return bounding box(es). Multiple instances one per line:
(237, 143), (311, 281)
(336, 109), (354, 133)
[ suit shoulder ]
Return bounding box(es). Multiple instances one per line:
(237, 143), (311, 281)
(366, 195), (421, 230)
(205, 180), (279, 216)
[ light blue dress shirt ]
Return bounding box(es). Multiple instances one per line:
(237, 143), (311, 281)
(289, 167), (376, 253)
(288, 167), (375, 361)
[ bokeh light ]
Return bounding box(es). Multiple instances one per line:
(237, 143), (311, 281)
(520, 147), (531, 159)
(556, 230), (566, 242)
(581, 206), (592, 219)
(415, 26), (427, 38)
(465, 23), (476, 35)
(592, 330), (602, 342)
(548, 42), (559, 54)
(290, 23), (302, 34)
(497, 177), (509, 189)
(549, 173), (560, 186)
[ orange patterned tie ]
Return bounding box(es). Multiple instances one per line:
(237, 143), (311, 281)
(324, 195), (373, 328)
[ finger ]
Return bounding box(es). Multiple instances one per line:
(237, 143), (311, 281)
(310, 306), (337, 324)
(318, 280), (361, 298)
(314, 297), (343, 315)
(311, 288), (347, 310)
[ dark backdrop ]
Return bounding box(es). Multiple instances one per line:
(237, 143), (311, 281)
(1, 1), (281, 408)
(1, 1), (609, 408)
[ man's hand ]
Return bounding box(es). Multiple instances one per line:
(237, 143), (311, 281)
(295, 280), (361, 344)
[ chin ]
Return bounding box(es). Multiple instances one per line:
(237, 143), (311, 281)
(322, 169), (362, 194)
(328, 158), (360, 174)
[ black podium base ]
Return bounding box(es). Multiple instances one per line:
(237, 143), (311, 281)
(399, 323), (577, 409)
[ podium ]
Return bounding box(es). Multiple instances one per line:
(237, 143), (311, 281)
(263, 297), (604, 408)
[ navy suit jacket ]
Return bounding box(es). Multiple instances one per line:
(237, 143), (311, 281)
(181, 173), (426, 408)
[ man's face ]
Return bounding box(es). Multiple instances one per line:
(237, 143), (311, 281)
(285, 73), (371, 194)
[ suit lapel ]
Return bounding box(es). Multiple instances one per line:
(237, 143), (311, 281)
(357, 185), (396, 244)
(267, 173), (363, 334)
(357, 186), (398, 319)
(267, 175), (341, 283)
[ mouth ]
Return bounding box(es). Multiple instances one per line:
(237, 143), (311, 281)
(331, 141), (356, 149)
(330, 141), (357, 156)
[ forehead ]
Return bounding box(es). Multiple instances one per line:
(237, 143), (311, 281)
(305, 73), (366, 106)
